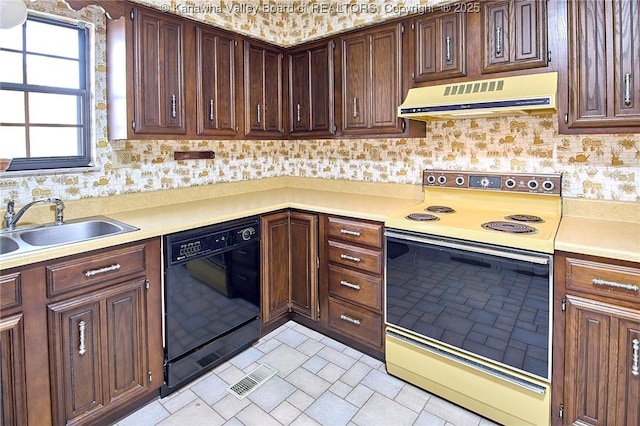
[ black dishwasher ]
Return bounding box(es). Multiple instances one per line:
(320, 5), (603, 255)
(161, 216), (260, 396)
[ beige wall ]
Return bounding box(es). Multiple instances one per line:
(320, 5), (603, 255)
(1, 0), (638, 206)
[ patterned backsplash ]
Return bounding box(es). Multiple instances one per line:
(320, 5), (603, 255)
(1, 1), (638, 205)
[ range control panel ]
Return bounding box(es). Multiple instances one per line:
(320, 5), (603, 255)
(422, 170), (562, 196)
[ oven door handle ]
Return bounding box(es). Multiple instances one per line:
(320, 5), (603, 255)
(385, 230), (550, 265)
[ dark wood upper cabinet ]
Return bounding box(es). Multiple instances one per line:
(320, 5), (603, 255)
(412, 12), (466, 82)
(195, 26), (238, 137)
(340, 22), (405, 135)
(131, 7), (186, 135)
(481, 0), (548, 74)
(244, 40), (285, 138)
(563, 0), (640, 132)
(288, 41), (335, 137)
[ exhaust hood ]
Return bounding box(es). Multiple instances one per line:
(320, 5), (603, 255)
(398, 72), (557, 121)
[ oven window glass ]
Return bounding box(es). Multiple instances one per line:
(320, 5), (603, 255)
(386, 238), (550, 380)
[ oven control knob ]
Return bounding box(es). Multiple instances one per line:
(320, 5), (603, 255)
(505, 178), (516, 189)
(455, 176), (465, 186)
(426, 174), (436, 185)
(542, 180), (555, 191)
(241, 228), (255, 241)
(527, 179), (539, 190)
(437, 175), (447, 185)
(480, 177), (490, 188)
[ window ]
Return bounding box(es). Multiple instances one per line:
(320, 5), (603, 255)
(0, 13), (93, 171)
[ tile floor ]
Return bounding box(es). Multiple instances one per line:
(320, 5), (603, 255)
(115, 321), (499, 426)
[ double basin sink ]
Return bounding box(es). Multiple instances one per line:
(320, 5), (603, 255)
(0, 217), (139, 257)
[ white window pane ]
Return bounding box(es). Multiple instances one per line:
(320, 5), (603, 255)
(0, 51), (24, 84)
(26, 20), (79, 59)
(0, 25), (23, 50)
(29, 127), (80, 157)
(29, 93), (80, 125)
(0, 91), (25, 123)
(26, 55), (79, 89)
(0, 126), (26, 157)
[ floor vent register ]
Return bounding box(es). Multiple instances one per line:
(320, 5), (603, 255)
(227, 364), (278, 399)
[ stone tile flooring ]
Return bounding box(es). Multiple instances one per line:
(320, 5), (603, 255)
(115, 321), (499, 426)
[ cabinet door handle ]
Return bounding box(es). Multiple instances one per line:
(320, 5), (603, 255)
(257, 104), (261, 123)
(340, 280), (361, 290)
(340, 314), (361, 326)
(209, 99), (214, 121)
(171, 94), (177, 119)
(624, 73), (632, 106)
(633, 338), (639, 376)
(340, 229), (361, 237)
(495, 26), (502, 55)
(78, 320), (87, 356)
(84, 263), (121, 278)
(340, 253), (361, 263)
(296, 103), (301, 122)
(592, 277), (639, 292)
(352, 97), (358, 118)
(445, 36), (452, 62)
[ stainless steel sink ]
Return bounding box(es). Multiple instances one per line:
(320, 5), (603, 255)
(0, 216), (139, 257)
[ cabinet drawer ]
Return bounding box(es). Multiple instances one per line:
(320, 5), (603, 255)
(328, 264), (382, 311)
(0, 271), (22, 310)
(565, 256), (640, 304)
(328, 297), (382, 348)
(47, 244), (147, 297)
(327, 216), (383, 248)
(328, 240), (383, 274)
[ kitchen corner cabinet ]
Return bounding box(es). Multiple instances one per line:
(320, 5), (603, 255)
(244, 40), (286, 138)
(553, 252), (640, 426)
(261, 211), (319, 325)
(339, 22), (405, 136)
(195, 26), (238, 137)
(412, 11), (466, 82)
(563, 0), (640, 132)
(481, 0), (548, 74)
(288, 41), (336, 137)
(320, 215), (385, 353)
(0, 272), (28, 426)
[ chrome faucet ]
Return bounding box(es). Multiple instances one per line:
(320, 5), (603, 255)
(4, 197), (65, 231)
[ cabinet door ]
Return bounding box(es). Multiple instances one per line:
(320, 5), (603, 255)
(614, 318), (640, 426)
(341, 34), (369, 131)
(0, 314), (27, 426)
(482, 0), (548, 74)
(289, 51), (311, 134)
(196, 27), (237, 136)
(260, 212), (291, 323)
(414, 13), (466, 82)
(245, 42), (265, 134)
(133, 8), (185, 134)
(612, 0), (640, 121)
(289, 212), (318, 320)
(370, 25), (402, 130)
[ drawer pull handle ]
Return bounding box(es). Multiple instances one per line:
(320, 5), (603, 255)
(78, 320), (87, 356)
(209, 99), (214, 121)
(340, 280), (361, 290)
(84, 263), (122, 278)
(495, 26), (502, 55)
(445, 36), (452, 62)
(633, 339), (639, 376)
(170, 94), (177, 119)
(340, 229), (361, 237)
(352, 97), (358, 118)
(340, 314), (361, 326)
(624, 73), (632, 106)
(592, 278), (639, 292)
(340, 254), (361, 263)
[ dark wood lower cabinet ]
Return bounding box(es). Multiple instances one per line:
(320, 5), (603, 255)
(0, 314), (28, 426)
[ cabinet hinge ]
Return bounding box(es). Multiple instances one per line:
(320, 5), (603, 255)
(412, 71), (415, 79)
(145, 278), (150, 290)
(287, 301), (293, 312)
(148, 371), (153, 383)
(130, 9), (134, 20)
(401, 23), (405, 34)
(564, 113), (569, 124)
(331, 40), (336, 50)
(559, 404), (564, 419)
(547, 50), (551, 63)
(234, 40), (237, 47)
(316, 256), (320, 269)
(132, 120), (136, 130)
(401, 119), (406, 132)
(411, 23), (415, 31)
(561, 297), (566, 312)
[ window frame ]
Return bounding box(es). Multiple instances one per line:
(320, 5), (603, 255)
(0, 12), (94, 172)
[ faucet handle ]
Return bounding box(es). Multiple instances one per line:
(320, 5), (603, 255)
(6, 200), (15, 213)
(52, 198), (65, 225)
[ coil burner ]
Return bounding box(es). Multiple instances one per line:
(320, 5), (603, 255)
(406, 213), (440, 222)
(426, 205), (456, 214)
(504, 214), (545, 223)
(481, 221), (537, 234)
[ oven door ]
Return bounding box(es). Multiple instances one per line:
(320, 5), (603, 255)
(385, 229), (552, 380)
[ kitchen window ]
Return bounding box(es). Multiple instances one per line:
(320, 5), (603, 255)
(0, 13), (93, 172)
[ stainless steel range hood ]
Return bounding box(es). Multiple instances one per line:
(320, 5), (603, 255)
(398, 72), (557, 121)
